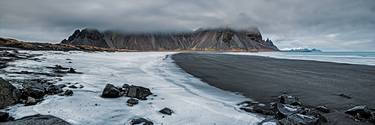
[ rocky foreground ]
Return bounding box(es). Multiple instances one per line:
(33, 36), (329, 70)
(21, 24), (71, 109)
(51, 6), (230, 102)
(0, 38), (129, 52)
(0, 50), (174, 125)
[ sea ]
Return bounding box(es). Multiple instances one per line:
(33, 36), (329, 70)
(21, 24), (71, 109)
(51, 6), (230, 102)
(226, 52), (375, 66)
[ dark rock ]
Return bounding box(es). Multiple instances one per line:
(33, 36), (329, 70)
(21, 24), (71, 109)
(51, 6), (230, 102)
(279, 113), (319, 125)
(0, 112), (12, 122)
(323, 112), (367, 125)
(47, 65), (69, 70)
(240, 103), (276, 115)
(338, 93), (352, 99)
(101, 84), (121, 98)
(303, 109), (328, 123)
(0, 114), (71, 125)
(315, 106), (330, 113)
(125, 85), (152, 100)
(276, 103), (302, 118)
(68, 85), (77, 89)
(345, 105), (374, 121)
(21, 86), (45, 99)
(67, 68), (76, 73)
(122, 84), (130, 89)
(279, 94), (301, 106)
(56, 84), (66, 89)
(126, 98), (139, 106)
(159, 108), (174, 115)
(0, 78), (20, 109)
(129, 118), (153, 125)
(0, 63), (8, 69)
(68, 84), (83, 89)
(25, 97), (37, 106)
(63, 90), (73, 96)
(126, 98), (138, 106)
(46, 85), (63, 95)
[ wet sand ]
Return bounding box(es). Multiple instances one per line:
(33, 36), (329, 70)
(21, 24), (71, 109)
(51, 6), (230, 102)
(172, 53), (375, 112)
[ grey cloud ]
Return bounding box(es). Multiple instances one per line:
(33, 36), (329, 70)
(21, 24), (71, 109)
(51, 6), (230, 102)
(0, 0), (374, 51)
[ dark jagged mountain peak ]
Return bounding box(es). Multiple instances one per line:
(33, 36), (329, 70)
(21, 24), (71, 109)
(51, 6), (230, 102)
(61, 28), (279, 51)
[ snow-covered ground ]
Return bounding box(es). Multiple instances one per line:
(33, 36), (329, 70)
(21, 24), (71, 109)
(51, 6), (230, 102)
(1, 51), (263, 125)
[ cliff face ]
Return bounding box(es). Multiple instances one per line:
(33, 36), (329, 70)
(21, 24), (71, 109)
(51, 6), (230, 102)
(61, 28), (278, 51)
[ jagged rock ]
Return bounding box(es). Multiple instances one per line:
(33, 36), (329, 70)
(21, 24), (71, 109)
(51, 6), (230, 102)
(279, 94), (301, 106)
(0, 112), (13, 122)
(63, 90), (73, 96)
(303, 109), (328, 123)
(62, 28), (279, 51)
(25, 97), (37, 106)
(276, 103), (303, 118)
(315, 106), (330, 113)
(159, 108), (174, 115)
(21, 83), (45, 99)
(0, 114), (71, 125)
(129, 118), (153, 125)
(345, 105), (374, 121)
(279, 113), (319, 125)
(125, 85), (152, 100)
(126, 98), (138, 106)
(0, 78), (20, 109)
(101, 84), (121, 98)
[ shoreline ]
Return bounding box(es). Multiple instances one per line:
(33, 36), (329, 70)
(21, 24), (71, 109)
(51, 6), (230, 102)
(172, 53), (375, 125)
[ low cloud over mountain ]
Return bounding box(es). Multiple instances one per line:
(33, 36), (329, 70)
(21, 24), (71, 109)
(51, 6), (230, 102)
(0, 0), (374, 51)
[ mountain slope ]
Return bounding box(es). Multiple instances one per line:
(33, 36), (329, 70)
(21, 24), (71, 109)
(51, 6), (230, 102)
(61, 28), (278, 51)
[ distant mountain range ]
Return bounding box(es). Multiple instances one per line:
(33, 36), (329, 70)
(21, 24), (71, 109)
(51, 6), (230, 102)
(282, 48), (322, 52)
(61, 28), (279, 51)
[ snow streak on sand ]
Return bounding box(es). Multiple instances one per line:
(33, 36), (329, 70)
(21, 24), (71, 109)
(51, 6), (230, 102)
(2, 51), (262, 125)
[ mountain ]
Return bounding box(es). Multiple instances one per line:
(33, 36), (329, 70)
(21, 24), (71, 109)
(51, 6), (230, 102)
(282, 48), (322, 52)
(61, 28), (279, 51)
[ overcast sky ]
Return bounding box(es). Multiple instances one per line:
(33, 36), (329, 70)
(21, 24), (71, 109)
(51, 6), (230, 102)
(1, 0), (374, 51)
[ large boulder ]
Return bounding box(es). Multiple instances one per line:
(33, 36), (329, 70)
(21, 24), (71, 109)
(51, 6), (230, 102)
(21, 83), (46, 99)
(0, 114), (70, 125)
(345, 105), (375, 122)
(124, 85), (152, 100)
(101, 84), (121, 98)
(0, 78), (20, 109)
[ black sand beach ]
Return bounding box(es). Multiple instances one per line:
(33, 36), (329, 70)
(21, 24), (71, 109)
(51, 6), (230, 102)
(172, 53), (375, 124)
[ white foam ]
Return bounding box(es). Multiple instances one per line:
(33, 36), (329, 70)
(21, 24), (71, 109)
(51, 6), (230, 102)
(2, 51), (262, 125)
